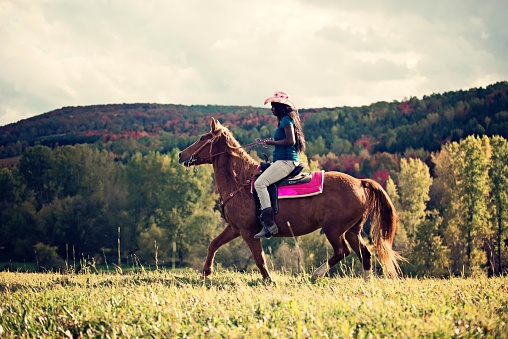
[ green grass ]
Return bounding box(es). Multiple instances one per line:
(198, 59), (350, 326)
(0, 269), (507, 338)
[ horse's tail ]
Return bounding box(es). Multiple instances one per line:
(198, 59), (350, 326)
(361, 179), (404, 278)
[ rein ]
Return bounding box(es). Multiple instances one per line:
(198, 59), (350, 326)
(219, 179), (253, 218)
(186, 134), (267, 167)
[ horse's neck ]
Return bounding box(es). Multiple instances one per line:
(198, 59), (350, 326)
(213, 150), (258, 196)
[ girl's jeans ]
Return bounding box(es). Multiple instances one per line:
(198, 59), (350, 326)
(254, 160), (297, 210)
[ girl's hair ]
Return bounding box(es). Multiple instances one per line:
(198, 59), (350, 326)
(271, 102), (306, 153)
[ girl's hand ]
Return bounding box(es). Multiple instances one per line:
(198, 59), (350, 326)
(264, 138), (275, 146)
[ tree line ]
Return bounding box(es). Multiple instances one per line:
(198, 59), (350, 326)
(387, 135), (508, 277)
(2, 82), (507, 188)
(0, 145), (222, 271)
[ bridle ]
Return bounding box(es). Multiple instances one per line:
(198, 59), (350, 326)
(185, 133), (221, 168)
(185, 131), (268, 219)
(185, 131), (267, 169)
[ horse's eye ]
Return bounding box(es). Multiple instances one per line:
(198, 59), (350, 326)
(200, 136), (205, 141)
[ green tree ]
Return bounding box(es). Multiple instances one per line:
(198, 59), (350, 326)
(0, 167), (30, 206)
(160, 150), (219, 265)
(52, 146), (88, 198)
(18, 146), (57, 209)
(390, 159), (448, 276)
(123, 151), (169, 254)
(376, 152), (399, 172)
(455, 136), (492, 276)
(175, 206), (223, 266)
(124, 150), (220, 265)
(306, 136), (326, 156)
(52, 146), (119, 199)
(36, 194), (110, 258)
(396, 158), (433, 241)
(137, 221), (170, 265)
(432, 142), (467, 275)
(1, 201), (37, 260)
(386, 176), (409, 255)
(330, 137), (352, 155)
(0, 166), (34, 260)
(407, 212), (451, 277)
(489, 136), (508, 274)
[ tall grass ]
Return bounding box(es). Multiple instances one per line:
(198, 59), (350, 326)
(0, 269), (507, 338)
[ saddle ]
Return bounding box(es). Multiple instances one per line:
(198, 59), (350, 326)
(252, 160), (324, 215)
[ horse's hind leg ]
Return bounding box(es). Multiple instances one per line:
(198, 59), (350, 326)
(203, 225), (240, 277)
(345, 219), (373, 281)
(312, 231), (351, 280)
(345, 231), (373, 280)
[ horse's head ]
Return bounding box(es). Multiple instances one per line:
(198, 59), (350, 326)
(178, 117), (225, 167)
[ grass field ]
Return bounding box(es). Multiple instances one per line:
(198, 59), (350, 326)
(1, 269), (507, 338)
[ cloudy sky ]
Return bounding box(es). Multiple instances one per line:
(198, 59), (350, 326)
(1, 0), (507, 126)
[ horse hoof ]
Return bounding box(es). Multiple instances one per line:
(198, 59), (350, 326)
(363, 270), (372, 281)
(202, 268), (213, 277)
(312, 262), (330, 280)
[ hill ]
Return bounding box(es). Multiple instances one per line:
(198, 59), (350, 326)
(1, 81), (507, 178)
(0, 104), (269, 157)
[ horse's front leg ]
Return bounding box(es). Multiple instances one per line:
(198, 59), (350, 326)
(243, 237), (272, 280)
(203, 224), (240, 277)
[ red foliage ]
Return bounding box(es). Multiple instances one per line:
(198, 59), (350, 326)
(313, 153), (361, 175)
(131, 131), (143, 140)
(373, 168), (391, 188)
(354, 138), (372, 152)
(398, 102), (412, 115)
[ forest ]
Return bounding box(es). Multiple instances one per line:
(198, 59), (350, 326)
(0, 81), (507, 277)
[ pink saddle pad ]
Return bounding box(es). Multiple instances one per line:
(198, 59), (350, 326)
(278, 170), (324, 198)
(252, 170), (324, 199)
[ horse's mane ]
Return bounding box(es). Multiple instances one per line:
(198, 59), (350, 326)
(215, 124), (258, 186)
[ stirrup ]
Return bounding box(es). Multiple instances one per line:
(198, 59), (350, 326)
(254, 225), (278, 239)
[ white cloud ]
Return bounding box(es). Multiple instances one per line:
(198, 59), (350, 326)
(0, 0), (507, 126)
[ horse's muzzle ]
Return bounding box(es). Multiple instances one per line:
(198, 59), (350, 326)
(178, 153), (187, 165)
(178, 153), (195, 167)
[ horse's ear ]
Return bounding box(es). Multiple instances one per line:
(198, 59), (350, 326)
(210, 117), (221, 132)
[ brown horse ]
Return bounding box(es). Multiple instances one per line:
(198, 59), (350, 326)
(178, 117), (403, 280)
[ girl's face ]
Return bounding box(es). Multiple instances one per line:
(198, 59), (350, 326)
(270, 103), (277, 116)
